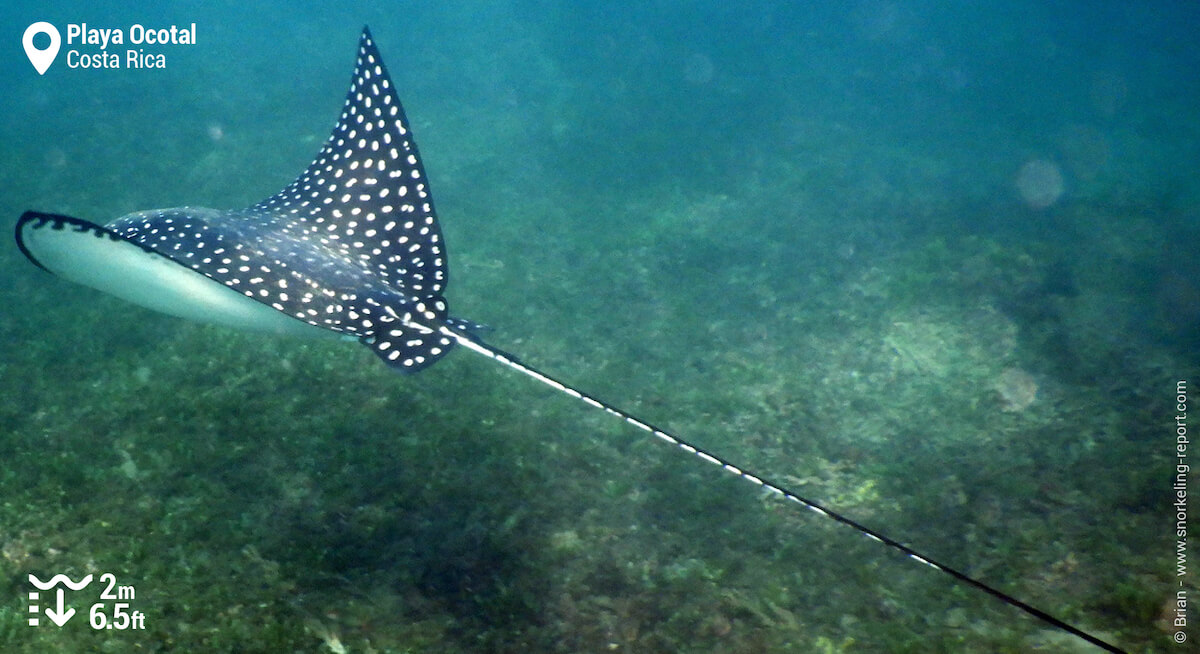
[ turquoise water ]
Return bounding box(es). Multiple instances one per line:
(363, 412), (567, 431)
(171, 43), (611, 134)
(1, 2), (1195, 652)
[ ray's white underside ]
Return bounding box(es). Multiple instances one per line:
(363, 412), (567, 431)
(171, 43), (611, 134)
(21, 216), (332, 338)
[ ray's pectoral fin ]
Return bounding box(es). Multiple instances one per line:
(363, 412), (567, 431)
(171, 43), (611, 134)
(362, 327), (454, 373)
(352, 291), (457, 372)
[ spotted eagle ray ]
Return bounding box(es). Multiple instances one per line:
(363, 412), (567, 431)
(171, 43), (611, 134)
(15, 26), (1122, 653)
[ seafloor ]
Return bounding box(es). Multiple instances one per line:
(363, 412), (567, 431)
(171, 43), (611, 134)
(1, 21), (1193, 654)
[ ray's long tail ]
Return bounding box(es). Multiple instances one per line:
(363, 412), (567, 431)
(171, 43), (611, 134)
(444, 326), (1125, 654)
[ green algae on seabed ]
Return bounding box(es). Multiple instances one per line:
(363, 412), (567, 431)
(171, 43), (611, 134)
(0, 186), (1182, 652)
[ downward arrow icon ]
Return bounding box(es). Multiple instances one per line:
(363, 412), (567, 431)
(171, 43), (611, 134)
(44, 588), (75, 626)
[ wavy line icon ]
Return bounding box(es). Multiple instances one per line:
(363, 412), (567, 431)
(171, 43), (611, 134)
(28, 573), (93, 591)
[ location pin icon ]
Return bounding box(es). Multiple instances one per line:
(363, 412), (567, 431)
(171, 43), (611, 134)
(23, 22), (61, 75)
